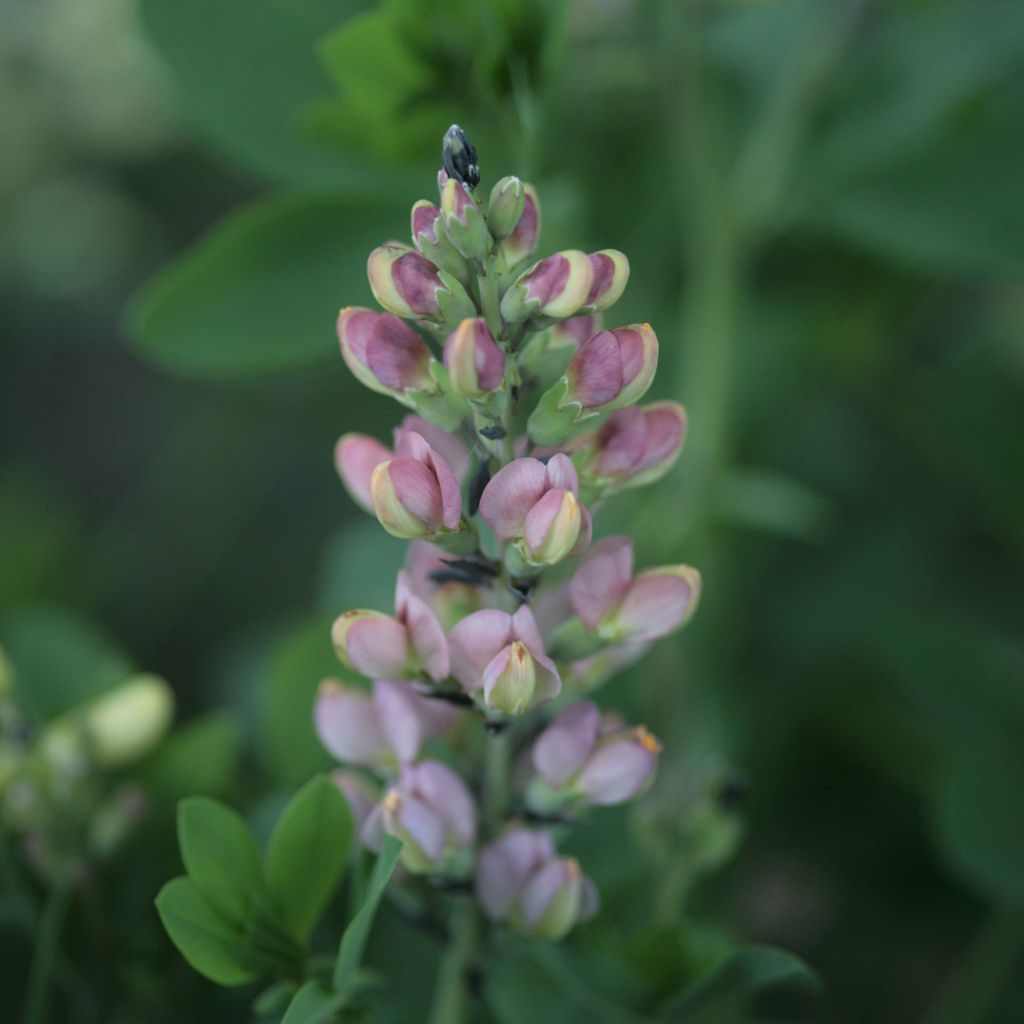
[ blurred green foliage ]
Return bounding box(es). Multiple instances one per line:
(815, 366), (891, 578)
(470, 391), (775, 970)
(2, 0), (1024, 1021)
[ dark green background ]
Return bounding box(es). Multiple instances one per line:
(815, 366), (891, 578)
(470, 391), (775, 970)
(2, 0), (1023, 1021)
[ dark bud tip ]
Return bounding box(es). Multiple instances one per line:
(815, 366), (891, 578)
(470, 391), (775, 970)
(443, 124), (480, 189)
(479, 425), (506, 440)
(484, 718), (511, 736)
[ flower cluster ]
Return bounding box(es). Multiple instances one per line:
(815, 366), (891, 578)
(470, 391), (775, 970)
(317, 126), (700, 940)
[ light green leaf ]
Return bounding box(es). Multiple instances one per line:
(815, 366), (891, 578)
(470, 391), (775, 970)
(177, 798), (267, 924)
(139, 0), (384, 186)
(332, 834), (403, 994)
(126, 192), (393, 377)
(155, 877), (258, 987)
(267, 776), (354, 940)
(281, 980), (343, 1024)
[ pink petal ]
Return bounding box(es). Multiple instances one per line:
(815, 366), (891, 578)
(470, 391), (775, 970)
(519, 858), (575, 929)
(594, 408), (646, 477)
(524, 254), (570, 305)
(360, 801), (385, 851)
(544, 452), (580, 494)
(585, 252), (616, 306)
(425, 447), (463, 531)
(567, 331), (624, 408)
(569, 536), (634, 628)
(387, 458), (444, 532)
(577, 736), (657, 805)
(636, 404), (686, 472)
(373, 681), (425, 763)
(314, 682), (388, 766)
(478, 458), (549, 539)
(532, 702), (601, 787)
(365, 321), (431, 391)
(398, 416), (470, 480)
(331, 770), (378, 832)
(612, 326), (645, 387)
(617, 571), (697, 641)
(447, 609), (514, 690)
(411, 760), (476, 847)
(334, 434), (393, 512)
(476, 828), (554, 921)
(570, 504), (593, 557)
(411, 201), (441, 245)
(346, 615), (410, 679)
(392, 251), (442, 317)
(395, 571), (450, 680)
(393, 795), (445, 860)
(510, 605), (546, 650)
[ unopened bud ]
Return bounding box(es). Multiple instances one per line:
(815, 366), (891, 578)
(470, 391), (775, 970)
(411, 200), (469, 280)
(580, 250), (629, 313)
(441, 125), (480, 189)
(498, 183), (541, 266)
(500, 251), (593, 324)
(337, 307), (435, 397)
(487, 176), (526, 240)
(367, 244), (475, 324)
(443, 318), (505, 399)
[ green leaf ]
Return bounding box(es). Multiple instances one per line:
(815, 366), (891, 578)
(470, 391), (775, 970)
(261, 617), (340, 786)
(266, 776), (354, 940)
(126, 191), (393, 377)
(155, 877), (258, 987)
(332, 834), (403, 994)
(139, 0), (384, 186)
(177, 798), (267, 924)
(141, 711), (243, 801)
(281, 980), (343, 1024)
(657, 945), (820, 1020)
(0, 606), (132, 720)
(934, 723), (1024, 907)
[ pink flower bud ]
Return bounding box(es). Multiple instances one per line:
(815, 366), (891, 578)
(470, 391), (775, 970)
(569, 536), (701, 643)
(551, 313), (602, 351)
(315, 680), (452, 770)
(337, 307), (435, 396)
(370, 431), (463, 539)
(367, 243), (475, 323)
(395, 415), (470, 482)
(440, 178), (489, 260)
(565, 323), (658, 412)
(334, 433), (393, 512)
(378, 760), (476, 874)
(500, 250), (594, 324)
(447, 605), (561, 714)
(331, 570), (449, 681)
(476, 827), (598, 938)
(581, 402), (686, 489)
(580, 250), (629, 314)
(498, 182), (541, 265)
(478, 453), (592, 566)
(443, 318), (506, 398)
(532, 701), (661, 806)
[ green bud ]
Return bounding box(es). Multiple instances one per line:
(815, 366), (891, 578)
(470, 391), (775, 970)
(487, 176), (526, 241)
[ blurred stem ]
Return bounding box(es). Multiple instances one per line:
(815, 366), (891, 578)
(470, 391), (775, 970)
(921, 910), (1024, 1024)
(484, 730), (510, 834)
(427, 899), (479, 1024)
(21, 876), (71, 1024)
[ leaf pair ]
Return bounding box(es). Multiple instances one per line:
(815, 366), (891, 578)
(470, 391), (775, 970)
(156, 776), (352, 986)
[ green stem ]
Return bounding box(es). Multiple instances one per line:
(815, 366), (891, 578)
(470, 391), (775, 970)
(477, 262), (502, 339)
(427, 899), (480, 1024)
(484, 730), (511, 834)
(21, 877), (72, 1024)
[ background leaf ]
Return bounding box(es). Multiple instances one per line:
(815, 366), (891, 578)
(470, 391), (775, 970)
(266, 775), (353, 940)
(126, 192), (395, 376)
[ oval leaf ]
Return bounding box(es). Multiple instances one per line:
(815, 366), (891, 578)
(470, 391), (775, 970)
(267, 775), (353, 940)
(155, 877), (257, 987)
(177, 797), (267, 924)
(126, 192), (393, 377)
